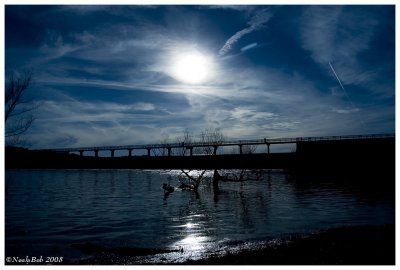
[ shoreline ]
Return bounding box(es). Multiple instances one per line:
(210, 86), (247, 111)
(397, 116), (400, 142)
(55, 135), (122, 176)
(184, 224), (395, 265)
(13, 224), (392, 265)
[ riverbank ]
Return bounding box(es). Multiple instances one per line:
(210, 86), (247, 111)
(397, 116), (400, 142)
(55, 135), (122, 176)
(184, 224), (395, 265)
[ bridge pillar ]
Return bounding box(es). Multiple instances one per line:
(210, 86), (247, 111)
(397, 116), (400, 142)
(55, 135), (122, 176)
(167, 147), (171, 156)
(186, 147), (193, 156)
(266, 143), (270, 154)
(239, 144), (243, 155)
(79, 150), (84, 157)
(110, 149), (115, 158)
(213, 146), (218, 155)
(147, 148), (151, 157)
(128, 149), (133, 157)
(94, 150), (99, 158)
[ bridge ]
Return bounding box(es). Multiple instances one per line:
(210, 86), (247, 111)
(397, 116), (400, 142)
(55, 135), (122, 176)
(46, 133), (395, 158)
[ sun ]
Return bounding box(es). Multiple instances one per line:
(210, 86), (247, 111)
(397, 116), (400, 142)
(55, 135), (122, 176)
(171, 51), (212, 84)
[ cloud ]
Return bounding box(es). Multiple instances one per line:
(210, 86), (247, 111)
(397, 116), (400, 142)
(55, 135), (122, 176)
(331, 107), (360, 114)
(35, 100), (156, 123)
(28, 98), (166, 148)
(201, 106), (303, 140)
(134, 102), (156, 111)
(300, 5), (394, 105)
(57, 5), (108, 14)
(240, 42), (258, 52)
(218, 9), (273, 56)
(231, 107), (276, 121)
(300, 6), (343, 64)
(300, 6), (382, 82)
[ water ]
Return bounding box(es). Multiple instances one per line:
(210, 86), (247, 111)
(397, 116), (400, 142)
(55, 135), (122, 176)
(5, 169), (394, 264)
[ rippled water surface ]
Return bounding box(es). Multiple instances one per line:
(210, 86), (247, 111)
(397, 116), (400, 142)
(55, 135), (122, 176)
(5, 169), (394, 263)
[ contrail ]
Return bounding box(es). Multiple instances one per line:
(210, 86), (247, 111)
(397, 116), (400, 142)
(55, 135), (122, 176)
(329, 62), (344, 90)
(328, 61), (355, 108)
(218, 9), (272, 56)
(328, 62), (368, 129)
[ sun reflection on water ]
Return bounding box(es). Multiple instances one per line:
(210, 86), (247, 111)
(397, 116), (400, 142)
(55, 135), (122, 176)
(178, 234), (210, 251)
(172, 218), (212, 253)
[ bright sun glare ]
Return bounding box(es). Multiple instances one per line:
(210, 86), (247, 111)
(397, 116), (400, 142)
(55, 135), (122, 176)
(172, 51), (212, 84)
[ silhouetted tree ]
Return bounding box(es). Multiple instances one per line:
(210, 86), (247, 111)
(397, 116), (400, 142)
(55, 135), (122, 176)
(5, 71), (37, 145)
(175, 129), (193, 156)
(163, 128), (265, 198)
(176, 128), (225, 194)
(198, 127), (225, 155)
(159, 134), (171, 156)
(220, 144), (263, 182)
(221, 169), (265, 182)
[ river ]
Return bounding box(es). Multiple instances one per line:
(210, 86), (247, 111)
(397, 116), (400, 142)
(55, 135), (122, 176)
(5, 169), (394, 264)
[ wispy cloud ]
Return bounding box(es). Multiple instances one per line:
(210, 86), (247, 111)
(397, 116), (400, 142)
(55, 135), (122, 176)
(218, 9), (273, 56)
(300, 6), (384, 85)
(300, 5), (394, 108)
(240, 42), (258, 52)
(29, 98), (168, 147)
(300, 6), (343, 64)
(331, 107), (360, 114)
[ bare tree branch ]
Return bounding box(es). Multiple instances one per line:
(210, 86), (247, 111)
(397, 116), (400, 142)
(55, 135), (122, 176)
(173, 128), (226, 193)
(198, 128), (225, 155)
(5, 116), (34, 137)
(5, 71), (37, 146)
(5, 71), (33, 122)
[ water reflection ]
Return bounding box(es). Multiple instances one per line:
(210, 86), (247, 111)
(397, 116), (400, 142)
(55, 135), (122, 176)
(176, 234), (210, 252)
(171, 216), (213, 260)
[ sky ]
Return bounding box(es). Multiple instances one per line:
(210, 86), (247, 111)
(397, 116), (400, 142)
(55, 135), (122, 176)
(5, 5), (395, 149)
